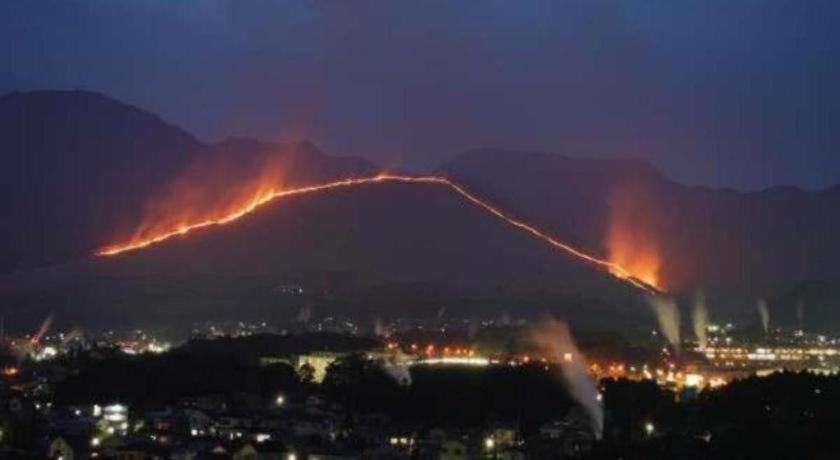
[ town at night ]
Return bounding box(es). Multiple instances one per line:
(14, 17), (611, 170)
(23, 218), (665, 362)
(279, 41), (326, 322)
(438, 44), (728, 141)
(2, 1), (840, 459)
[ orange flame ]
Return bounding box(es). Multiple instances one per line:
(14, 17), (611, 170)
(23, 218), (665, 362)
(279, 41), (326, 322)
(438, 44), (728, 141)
(97, 173), (659, 293)
(606, 185), (662, 290)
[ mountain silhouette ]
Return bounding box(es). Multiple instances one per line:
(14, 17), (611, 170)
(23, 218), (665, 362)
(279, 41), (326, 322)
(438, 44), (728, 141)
(442, 148), (840, 298)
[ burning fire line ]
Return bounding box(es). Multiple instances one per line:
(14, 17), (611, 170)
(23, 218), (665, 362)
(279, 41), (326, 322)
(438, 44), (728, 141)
(96, 174), (660, 293)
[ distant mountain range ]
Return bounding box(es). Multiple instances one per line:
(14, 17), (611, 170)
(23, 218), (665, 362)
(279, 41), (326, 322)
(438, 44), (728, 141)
(1, 91), (838, 331)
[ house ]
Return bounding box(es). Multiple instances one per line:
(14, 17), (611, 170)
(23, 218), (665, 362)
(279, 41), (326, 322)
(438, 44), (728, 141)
(536, 407), (597, 459)
(46, 434), (91, 460)
(231, 440), (288, 460)
(438, 440), (468, 460)
(181, 408), (213, 436)
(110, 439), (170, 460)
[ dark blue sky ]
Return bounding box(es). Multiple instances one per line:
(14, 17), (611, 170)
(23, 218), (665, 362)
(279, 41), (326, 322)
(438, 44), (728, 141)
(3, 0), (838, 189)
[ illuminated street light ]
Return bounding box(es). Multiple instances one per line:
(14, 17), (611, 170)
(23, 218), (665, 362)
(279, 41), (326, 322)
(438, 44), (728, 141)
(484, 437), (495, 450)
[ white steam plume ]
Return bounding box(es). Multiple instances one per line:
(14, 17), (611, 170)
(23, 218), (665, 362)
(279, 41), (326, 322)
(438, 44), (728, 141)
(32, 313), (54, 345)
(757, 300), (770, 336)
(530, 318), (603, 439)
(691, 294), (708, 350)
(296, 303), (312, 323)
(373, 318), (387, 337)
(436, 306), (447, 320)
(383, 363), (412, 386)
(648, 296), (680, 352)
(13, 312), (54, 361)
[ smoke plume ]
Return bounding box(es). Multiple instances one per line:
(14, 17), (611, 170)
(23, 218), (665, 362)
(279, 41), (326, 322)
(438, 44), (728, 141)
(648, 296), (680, 352)
(296, 303), (312, 323)
(32, 313), (54, 345)
(530, 318), (603, 439)
(436, 306), (447, 320)
(383, 363), (412, 386)
(757, 300), (770, 336)
(373, 318), (387, 337)
(691, 294), (708, 350)
(12, 312), (54, 361)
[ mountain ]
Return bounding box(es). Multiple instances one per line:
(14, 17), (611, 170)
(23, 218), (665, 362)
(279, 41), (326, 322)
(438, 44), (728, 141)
(0, 90), (203, 272)
(441, 148), (840, 298)
(0, 90), (375, 273)
(0, 181), (647, 332)
(6, 91), (836, 332)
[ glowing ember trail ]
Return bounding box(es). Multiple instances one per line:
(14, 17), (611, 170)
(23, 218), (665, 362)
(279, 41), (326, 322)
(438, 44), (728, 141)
(96, 174), (660, 293)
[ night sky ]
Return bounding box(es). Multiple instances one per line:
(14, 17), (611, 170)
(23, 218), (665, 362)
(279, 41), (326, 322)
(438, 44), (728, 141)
(2, 0), (838, 190)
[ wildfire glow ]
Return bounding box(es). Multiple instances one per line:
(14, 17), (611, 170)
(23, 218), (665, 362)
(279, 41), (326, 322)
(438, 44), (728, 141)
(607, 231), (661, 289)
(606, 185), (663, 290)
(96, 173), (659, 293)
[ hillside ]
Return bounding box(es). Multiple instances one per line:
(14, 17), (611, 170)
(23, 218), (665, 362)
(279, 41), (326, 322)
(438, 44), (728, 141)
(0, 182), (647, 331)
(0, 90), (203, 272)
(0, 91), (375, 273)
(442, 148), (840, 297)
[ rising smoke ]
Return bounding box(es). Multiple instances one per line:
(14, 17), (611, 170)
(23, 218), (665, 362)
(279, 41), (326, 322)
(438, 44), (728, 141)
(757, 300), (770, 336)
(436, 306), (447, 320)
(296, 303), (312, 323)
(691, 293), (709, 350)
(383, 362), (412, 386)
(648, 296), (680, 352)
(30, 313), (54, 346)
(530, 318), (603, 439)
(373, 318), (387, 337)
(12, 312), (54, 361)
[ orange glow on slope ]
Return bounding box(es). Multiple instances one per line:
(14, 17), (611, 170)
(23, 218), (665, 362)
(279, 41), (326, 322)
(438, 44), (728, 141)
(606, 186), (662, 290)
(97, 174), (660, 293)
(607, 232), (661, 291)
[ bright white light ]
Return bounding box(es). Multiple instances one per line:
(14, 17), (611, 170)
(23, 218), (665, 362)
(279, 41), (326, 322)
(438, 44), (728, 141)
(484, 437), (495, 450)
(415, 356), (490, 366)
(684, 373), (704, 387)
(105, 403), (126, 413)
(645, 422), (655, 435)
(275, 394), (285, 406)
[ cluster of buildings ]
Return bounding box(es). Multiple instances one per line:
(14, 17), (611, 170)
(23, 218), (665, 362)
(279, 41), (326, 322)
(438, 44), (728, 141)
(2, 313), (838, 458)
(1, 367), (595, 460)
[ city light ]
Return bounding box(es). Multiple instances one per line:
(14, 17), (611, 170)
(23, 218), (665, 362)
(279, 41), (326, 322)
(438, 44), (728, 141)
(484, 437), (495, 450)
(1, 366), (19, 377)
